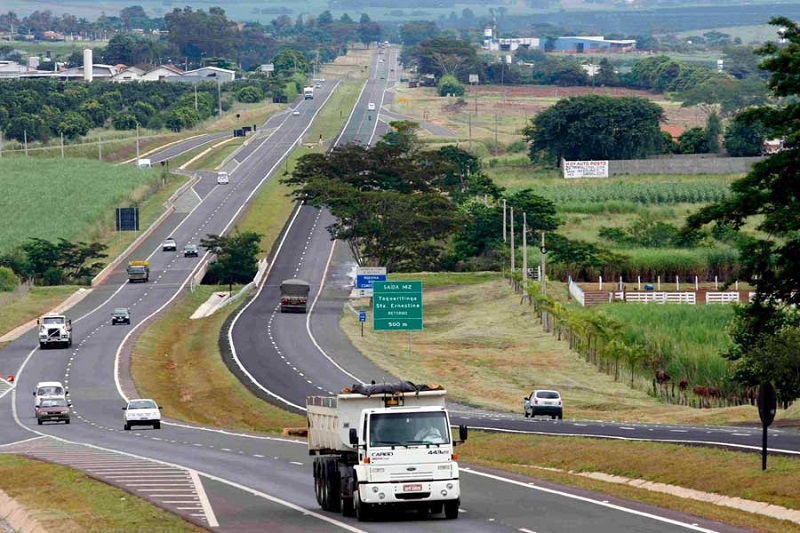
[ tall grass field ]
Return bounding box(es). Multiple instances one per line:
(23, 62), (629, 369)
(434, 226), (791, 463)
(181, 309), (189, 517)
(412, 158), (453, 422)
(0, 158), (160, 254)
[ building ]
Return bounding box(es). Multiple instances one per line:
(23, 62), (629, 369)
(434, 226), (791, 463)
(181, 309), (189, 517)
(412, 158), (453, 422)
(548, 36), (637, 53)
(111, 66), (146, 82)
(175, 66), (236, 84)
(139, 64), (185, 81)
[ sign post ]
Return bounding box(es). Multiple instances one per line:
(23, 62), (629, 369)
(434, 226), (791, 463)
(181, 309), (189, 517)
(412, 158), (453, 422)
(359, 310), (367, 337)
(757, 381), (777, 471)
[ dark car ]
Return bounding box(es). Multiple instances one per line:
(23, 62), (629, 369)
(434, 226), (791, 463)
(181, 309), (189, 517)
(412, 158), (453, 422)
(111, 308), (131, 325)
(183, 244), (199, 257)
(36, 397), (71, 425)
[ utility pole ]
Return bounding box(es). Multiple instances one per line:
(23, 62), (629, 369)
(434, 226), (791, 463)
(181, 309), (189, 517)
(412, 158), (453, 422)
(510, 207), (515, 274)
(217, 79), (222, 116)
(60, 132), (64, 158)
(136, 122), (140, 161)
(502, 199), (507, 242)
(24, 130), (28, 156)
(540, 231), (547, 296)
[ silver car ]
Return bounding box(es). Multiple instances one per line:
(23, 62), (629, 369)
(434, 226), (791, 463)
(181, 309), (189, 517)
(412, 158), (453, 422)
(524, 390), (563, 419)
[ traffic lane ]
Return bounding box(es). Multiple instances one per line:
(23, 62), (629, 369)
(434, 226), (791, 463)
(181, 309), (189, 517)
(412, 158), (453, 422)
(147, 132), (231, 164)
(309, 241), (397, 386)
(452, 414), (800, 456)
(458, 465), (754, 533)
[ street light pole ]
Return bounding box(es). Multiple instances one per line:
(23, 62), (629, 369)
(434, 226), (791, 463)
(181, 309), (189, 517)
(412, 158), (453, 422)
(217, 79), (222, 116)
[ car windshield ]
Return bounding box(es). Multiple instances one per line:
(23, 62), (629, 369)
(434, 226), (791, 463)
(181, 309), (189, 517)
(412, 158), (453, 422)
(369, 411), (449, 447)
(42, 317), (64, 324)
(40, 398), (68, 408)
(535, 391), (560, 399)
(37, 386), (64, 396)
(129, 400), (157, 410)
(113, 309), (128, 315)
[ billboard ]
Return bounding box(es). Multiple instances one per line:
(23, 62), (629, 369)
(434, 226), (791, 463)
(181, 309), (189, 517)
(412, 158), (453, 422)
(563, 160), (609, 179)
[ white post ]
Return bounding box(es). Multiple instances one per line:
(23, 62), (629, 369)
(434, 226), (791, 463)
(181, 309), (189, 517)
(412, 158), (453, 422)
(675, 276), (679, 291)
(522, 212), (528, 289)
(502, 199), (507, 243)
(510, 208), (515, 273)
(637, 275), (641, 291)
(619, 276), (623, 291)
(735, 280), (739, 290)
(715, 275), (718, 290)
(599, 275), (603, 290)
(657, 276), (661, 290)
(695, 276), (699, 291)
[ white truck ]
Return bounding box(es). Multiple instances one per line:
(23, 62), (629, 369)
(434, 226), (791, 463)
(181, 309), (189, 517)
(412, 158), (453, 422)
(307, 382), (467, 521)
(303, 86), (314, 99)
(37, 314), (72, 349)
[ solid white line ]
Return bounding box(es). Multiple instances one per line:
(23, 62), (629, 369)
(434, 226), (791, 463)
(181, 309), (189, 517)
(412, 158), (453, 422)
(463, 469), (722, 532)
(190, 469), (219, 528)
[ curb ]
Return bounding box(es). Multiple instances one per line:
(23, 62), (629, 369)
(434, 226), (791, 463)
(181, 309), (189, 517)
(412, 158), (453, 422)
(0, 288), (92, 343)
(0, 489), (49, 533)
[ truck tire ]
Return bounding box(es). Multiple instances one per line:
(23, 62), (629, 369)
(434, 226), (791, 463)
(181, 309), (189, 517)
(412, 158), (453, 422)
(444, 499), (460, 519)
(319, 460), (331, 511)
(354, 489), (371, 522)
(313, 460), (324, 507)
(325, 459), (341, 512)
(39, 342), (45, 349)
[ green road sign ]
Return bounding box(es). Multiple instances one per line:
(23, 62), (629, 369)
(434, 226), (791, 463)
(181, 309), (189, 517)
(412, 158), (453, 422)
(373, 281), (423, 331)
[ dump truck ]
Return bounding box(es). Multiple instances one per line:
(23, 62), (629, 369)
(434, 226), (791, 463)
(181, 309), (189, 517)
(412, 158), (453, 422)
(303, 86), (314, 100)
(307, 382), (467, 521)
(126, 260), (150, 283)
(280, 279), (310, 313)
(37, 314), (72, 349)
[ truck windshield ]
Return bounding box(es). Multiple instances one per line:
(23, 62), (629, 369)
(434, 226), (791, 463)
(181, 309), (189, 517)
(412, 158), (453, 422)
(369, 411), (450, 446)
(42, 317), (64, 324)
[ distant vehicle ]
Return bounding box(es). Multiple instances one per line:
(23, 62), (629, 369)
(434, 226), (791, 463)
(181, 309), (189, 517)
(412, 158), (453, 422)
(111, 308), (131, 325)
(162, 237), (177, 251)
(280, 279), (310, 313)
(314, 83), (321, 88)
(136, 158), (152, 168)
(36, 397), (71, 425)
(216, 171), (229, 185)
(33, 381), (68, 410)
(524, 390), (563, 419)
(379, 58), (384, 62)
(293, 109), (300, 116)
(37, 314), (72, 349)
(126, 260), (149, 283)
(123, 399), (162, 430)
(368, 102), (376, 111)
(303, 86), (314, 100)
(183, 244), (199, 257)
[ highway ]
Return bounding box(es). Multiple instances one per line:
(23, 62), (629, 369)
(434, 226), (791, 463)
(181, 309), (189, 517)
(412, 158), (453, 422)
(0, 46), (780, 533)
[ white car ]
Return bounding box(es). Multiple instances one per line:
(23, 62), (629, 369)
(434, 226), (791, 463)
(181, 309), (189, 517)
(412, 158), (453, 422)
(162, 237), (177, 251)
(292, 109), (300, 116)
(217, 172), (229, 184)
(33, 381), (68, 409)
(123, 399), (162, 430)
(368, 102), (376, 111)
(524, 390), (563, 419)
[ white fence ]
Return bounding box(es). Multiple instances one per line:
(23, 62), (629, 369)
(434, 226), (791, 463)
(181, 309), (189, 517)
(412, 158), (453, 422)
(568, 277), (585, 306)
(614, 291), (697, 304)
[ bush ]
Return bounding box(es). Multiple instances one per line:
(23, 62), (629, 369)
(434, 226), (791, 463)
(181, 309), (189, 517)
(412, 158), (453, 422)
(438, 74), (465, 97)
(0, 266), (19, 292)
(237, 86), (264, 103)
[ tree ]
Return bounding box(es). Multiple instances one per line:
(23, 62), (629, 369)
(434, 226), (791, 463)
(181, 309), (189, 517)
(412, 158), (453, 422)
(407, 36), (480, 80)
(678, 127), (709, 154)
(522, 95), (665, 164)
(723, 113), (766, 156)
(438, 74), (465, 97)
(200, 231), (261, 290)
(399, 21), (439, 47)
(56, 111), (92, 139)
(685, 16), (800, 403)
(357, 14), (381, 47)
(18, 237), (106, 285)
(705, 111), (722, 153)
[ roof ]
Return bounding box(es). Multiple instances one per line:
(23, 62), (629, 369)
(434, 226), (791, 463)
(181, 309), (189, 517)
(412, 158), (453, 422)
(281, 278), (310, 286)
(661, 125), (685, 140)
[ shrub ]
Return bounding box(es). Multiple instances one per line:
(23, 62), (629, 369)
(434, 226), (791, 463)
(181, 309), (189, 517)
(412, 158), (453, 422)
(0, 266), (19, 292)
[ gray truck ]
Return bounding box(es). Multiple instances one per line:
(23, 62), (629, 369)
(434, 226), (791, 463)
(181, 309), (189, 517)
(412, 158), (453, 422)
(280, 279), (310, 313)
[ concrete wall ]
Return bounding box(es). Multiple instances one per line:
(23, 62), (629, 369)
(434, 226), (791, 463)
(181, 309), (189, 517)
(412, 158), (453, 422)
(608, 154), (762, 175)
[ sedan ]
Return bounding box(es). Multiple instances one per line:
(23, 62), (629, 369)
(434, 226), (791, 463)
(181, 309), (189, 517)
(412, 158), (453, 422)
(111, 308), (131, 325)
(162, 237), (177, 251)
(123, 399), (162, 430)
(36, 398), (71, 425)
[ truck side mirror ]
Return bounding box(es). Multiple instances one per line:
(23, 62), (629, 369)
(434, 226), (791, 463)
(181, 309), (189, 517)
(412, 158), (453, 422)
(458, 424), (468, 443)
(349, 428), (358, 446)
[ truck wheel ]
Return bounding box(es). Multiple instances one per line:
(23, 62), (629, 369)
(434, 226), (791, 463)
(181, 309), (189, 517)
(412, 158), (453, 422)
(354, 490), (371, 522)
(444, 499), (460, 519)
(319, 462), (330, 511)
(37, 419), (43, 425)
(65, 418), (70, 424)
(313, 461), (324, 507)
(39, 342), (45, 349)
(325, 459), (341, 512)
(124, 423), (130, 431)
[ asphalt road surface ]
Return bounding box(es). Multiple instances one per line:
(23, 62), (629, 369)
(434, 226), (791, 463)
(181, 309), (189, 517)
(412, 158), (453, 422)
(0, 49), (782, 532)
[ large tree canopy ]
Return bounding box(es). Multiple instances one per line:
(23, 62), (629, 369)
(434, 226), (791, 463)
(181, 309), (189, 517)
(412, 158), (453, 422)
(522, 95), (665, 163)
(685, 16), (800, 404)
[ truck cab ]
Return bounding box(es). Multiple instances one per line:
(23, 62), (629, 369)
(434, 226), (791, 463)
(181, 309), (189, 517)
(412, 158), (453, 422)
(37, 314), (72, 349)
(126, 260), (150, 282)
(303, 86), (314, 100)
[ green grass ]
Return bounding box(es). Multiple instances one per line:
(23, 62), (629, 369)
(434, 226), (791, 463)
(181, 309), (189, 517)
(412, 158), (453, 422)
(0, 286), (79, 338)
(0, 454), (207, 533)
(0, 159), (161, 254)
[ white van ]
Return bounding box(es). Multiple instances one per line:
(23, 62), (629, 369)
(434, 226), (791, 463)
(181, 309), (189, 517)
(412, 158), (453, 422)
(136, 158), (152, 168)
(217, 171), (229, 185)
(33, 381), (68, 409)
(368, 102), (376, 111)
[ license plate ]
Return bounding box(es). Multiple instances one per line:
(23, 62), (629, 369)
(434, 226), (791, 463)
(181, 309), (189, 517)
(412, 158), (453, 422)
(403, 484), (422, 492)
